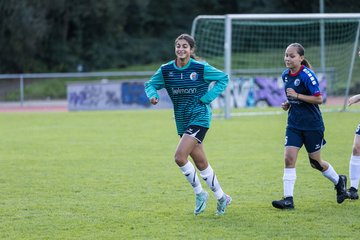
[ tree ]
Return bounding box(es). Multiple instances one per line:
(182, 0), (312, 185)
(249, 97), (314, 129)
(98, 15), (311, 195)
(0, 0), (48, 73)
(0, 0), (359, 73)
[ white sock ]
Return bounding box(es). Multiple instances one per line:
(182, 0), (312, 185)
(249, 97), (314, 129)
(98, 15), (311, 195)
(350, 155), (360, 189)
(322, 164), (339, 185)
(283, 168), (296, 197)
(180, 161), (203, 194)
(200, 164), (224, 200)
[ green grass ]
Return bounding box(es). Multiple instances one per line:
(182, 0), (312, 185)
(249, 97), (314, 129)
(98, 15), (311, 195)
(1, 108), (360, 239)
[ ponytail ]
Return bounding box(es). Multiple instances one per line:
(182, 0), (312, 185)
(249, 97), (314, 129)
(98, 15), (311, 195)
(301, 59), (312, 70)
(190, 53), (202, 61)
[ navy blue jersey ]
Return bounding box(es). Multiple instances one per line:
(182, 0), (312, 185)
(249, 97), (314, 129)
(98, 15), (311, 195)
(145, 58), (228, 135)
(282, 65), (324, 131)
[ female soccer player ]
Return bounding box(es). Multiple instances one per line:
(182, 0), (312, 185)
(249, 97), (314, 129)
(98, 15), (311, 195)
(346, 92), (360, 199)
(272, 43), (348, 209)
(343, 49), (360, 200)
(144, 33), (231, 215)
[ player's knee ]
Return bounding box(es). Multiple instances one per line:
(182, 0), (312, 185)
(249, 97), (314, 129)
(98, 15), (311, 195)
(174, 153), (186, 166)
(284, 155), (296, 167)
(309, 157), (323, 171)
(352, 145), (360, 155)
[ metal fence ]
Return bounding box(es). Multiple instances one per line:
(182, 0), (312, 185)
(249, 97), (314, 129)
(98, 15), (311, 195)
(0, 71), (153, 106)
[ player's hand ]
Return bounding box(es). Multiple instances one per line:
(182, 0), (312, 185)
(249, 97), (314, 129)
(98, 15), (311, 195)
(348, 95), (359, 106)
(281, 101), (290, 111)
(150, 97), (159, 105)
(286, 88), (297, 99)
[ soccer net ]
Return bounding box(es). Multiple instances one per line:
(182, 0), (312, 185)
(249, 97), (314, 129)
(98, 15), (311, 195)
(191, 14), (360, 118)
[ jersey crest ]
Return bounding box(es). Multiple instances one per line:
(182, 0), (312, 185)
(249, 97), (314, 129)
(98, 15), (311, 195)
(190, 72), (198, 81)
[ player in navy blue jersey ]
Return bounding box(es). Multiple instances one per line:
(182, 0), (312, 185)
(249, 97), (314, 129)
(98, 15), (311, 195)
(144, 33), (232, 215)
(272, 43), (348, 209)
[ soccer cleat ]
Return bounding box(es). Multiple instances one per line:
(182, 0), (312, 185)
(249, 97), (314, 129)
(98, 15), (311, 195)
(194, 190), (209, 215)
(216, 194), (232, 216)
(347, 187), (359, 200)
(335, 175), (348, 204)
(272, 196), (294, 210)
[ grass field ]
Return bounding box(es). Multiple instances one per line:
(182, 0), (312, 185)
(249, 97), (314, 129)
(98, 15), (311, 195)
(1, 107), (360, 239)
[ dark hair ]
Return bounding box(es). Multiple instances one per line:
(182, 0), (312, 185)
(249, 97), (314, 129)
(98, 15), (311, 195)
(175, 33), (202, 61)
(288, 43), (312, 69)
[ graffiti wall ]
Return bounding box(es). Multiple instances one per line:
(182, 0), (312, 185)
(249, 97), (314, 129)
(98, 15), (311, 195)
(211, 74), (327, 109)
(67, 76), (326, 111)
(67, 80), (172, 111)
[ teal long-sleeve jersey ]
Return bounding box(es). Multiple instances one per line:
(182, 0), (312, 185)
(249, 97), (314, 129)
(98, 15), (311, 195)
(144, 58), (229, 135)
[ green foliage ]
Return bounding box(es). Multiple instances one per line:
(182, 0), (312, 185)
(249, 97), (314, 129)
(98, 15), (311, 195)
(1, 0), (360, 73)
(1, 108), (360, 239)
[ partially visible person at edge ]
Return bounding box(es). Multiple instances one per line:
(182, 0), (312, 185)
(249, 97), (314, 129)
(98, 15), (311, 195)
(272, 43), (348, 210)
(344, 49), (360, 200)
(144, 33), (232, 215)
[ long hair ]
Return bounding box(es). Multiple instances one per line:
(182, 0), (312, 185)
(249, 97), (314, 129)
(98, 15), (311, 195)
(175, 33), (202, 61)
(288, 43), (312, 70)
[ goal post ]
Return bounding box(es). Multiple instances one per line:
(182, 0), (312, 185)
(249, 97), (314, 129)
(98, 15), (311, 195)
(191, 13), (360, 118)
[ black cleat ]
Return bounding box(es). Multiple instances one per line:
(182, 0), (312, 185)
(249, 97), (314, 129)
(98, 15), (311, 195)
(335, 175), (348, 204)
(347, 187), (359, 200)
(272, 196), (294, 209)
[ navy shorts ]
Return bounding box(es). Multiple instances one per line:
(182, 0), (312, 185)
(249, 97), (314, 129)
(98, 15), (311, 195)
(285, 127), (326, 153)
(180, 125), (209, 143)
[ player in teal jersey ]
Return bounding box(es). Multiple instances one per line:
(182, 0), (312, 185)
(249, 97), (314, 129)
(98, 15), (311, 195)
(144, 33), (231, 215)
(272, 43), (348, 210)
